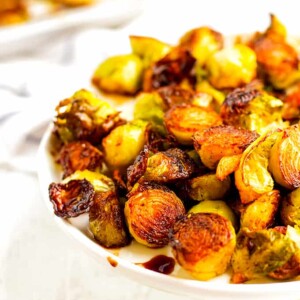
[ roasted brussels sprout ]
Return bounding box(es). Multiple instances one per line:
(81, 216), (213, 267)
(129, 35), (172, 68)
(157, 85), (197, 108)
(231, 229), (296, 283)
(53, 89), (122, 144)
(187, 173), (231, 201)
(58, 141), (104, 178)
(280, 187), (300, 226)
(235, 129), (280, 204)
(133, 92), (167, 134)
(164, 104), (222, 145)
(142, 148), (196, 183)
(193, 125), (259, 169)
(89, 190), (129, 248)
(189, 200), (237, 229)
(195, 80), (226, 108)
(206, 44), (257, 89)
(171, 213), (236, 280)
(102, 120), (148, 169)
(240, 190), (280, 231)
(49, 179), (95, 218)
(125, 183), (185, 247)
(65, 170), (115, 193)
(220, 86), (285, 135)
(216, 154), (242, 181)
(268, 226), (300, 280)
(282, 86), (300, 121)
(179, 26), (223, 66)
(92, 54), (143, 95)
(143, 47), (196, 92)
(269, 124), (300, 189)
(250, 14), (300, 89)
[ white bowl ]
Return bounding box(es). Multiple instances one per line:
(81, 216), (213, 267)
(37, 122), (300, 300)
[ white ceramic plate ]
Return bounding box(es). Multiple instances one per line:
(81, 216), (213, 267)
(36, 24), (300, 299)
(0, 0), (143, 57)
(37, 122), (300, 300)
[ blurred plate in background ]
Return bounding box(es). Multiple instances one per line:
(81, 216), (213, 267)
(0, 0), (143, 57)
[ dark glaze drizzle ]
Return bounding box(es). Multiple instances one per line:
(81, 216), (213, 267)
(140, 255), (175, 275)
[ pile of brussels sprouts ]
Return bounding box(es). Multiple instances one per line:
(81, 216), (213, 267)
(49, 14), (300, 283)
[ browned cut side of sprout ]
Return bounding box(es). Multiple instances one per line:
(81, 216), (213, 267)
(269, 124), (300, 189)
(143, 47), (196, 92)
(58, 141), (104, 179)
(179, 26), (223, 66)
(125, 183), (185, 248)
(170, 213), (236, 280)
(193, 125), (259, 170)
(142, 148), (196, 183)
(89, 191), (129, 248)
(165, 104), (222, 145)
(216, 154), (242, 181)
(49, 179), (95, 218)
(240, 190), (280, 231)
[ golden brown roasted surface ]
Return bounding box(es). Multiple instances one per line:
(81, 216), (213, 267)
(165, 104), (222, 145)
(170, 213), (236, 280)
(193, 125), (259, 169)
(125, 183), (185, 248)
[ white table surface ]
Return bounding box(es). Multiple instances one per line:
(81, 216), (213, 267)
(1, 1), (300, 299)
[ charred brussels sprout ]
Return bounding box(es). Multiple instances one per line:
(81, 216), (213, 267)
(143, 47), (196, 92)
(53, 89), (121, 144)
(49, 179), (95, 218)
(269, 124), (300, 189)
(129, 35), (172, 68)
(142, 148), (196, 183)
(193, 125), (259, 170)
(281, 187), (300, 226)
(235, 130), (281, 204)
(171, 213), (236, 280)
(165, 104), (222, 145)
(220, 86), (285, 135)
(206, 44), (257, 89)
(179, 26), (223, 66)
(58, 141), (104, 179)
(89, 190), (129, 248)
(92, 54), (143, 95)
(189, 200), (237, 229)
(125, 183), (185, 247)
(231, 229), (296, 283)
(250, 14), (300, 89)
(240, 190), (280, 231)
(102, 120), (148, 169)
(187, 173), (231, 201)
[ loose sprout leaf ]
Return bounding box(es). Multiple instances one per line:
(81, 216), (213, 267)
(49, 179), (95, 218)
